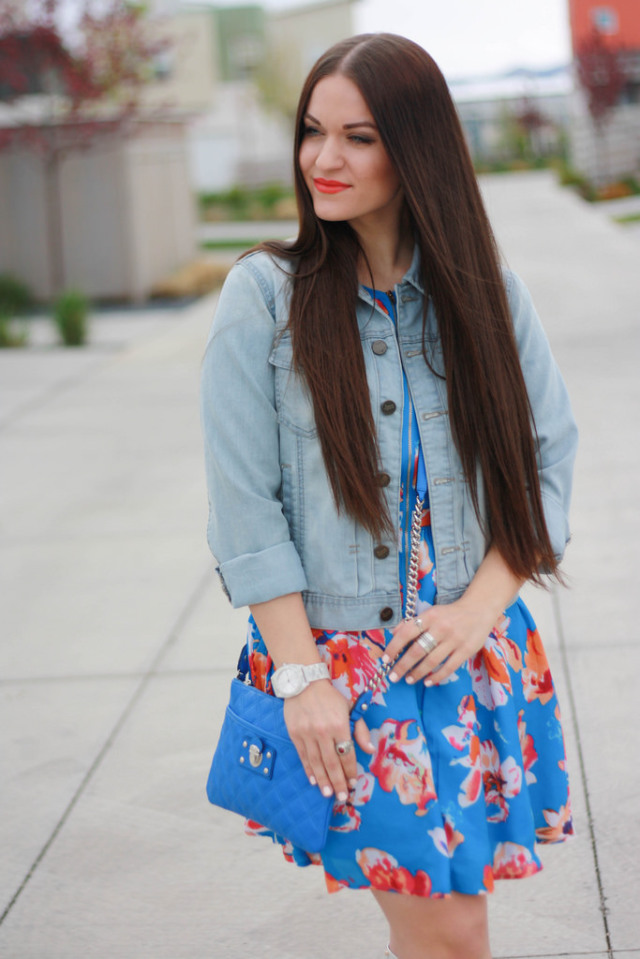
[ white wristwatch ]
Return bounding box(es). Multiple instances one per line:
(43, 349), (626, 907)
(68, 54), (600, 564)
(271, 662), (330, 698)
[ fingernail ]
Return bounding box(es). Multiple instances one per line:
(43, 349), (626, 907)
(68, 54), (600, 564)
(322, 785), (333, 797)
(424, 679), (434, 687)
(406, 675), (415, 685)
(337, 791), (348, 802)
(381, 653), (390, 664)
(309, 775), (317, 785)
(367, 741), (374, 751)
(348, 778), (358, 789)
(389, 671), (398, 683)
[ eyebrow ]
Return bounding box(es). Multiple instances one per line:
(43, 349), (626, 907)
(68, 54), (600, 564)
(304, 112), (377, 131)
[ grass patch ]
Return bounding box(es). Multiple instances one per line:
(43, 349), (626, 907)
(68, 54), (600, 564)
(200, 239), (266, 251)
(612, 212), (640, 224)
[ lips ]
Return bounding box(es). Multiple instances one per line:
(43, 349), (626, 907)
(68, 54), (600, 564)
(313, 178), (351, 194)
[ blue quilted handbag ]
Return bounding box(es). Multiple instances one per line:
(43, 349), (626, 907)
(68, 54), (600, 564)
(206, 676), (335, 853)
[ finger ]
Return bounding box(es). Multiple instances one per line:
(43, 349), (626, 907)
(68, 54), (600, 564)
(353, 717), (375, 755)
(303, 742), (337, 800)
(384, 618), (421, 663)
(389, 635), (440, 682)
(319, 739), (351, 801)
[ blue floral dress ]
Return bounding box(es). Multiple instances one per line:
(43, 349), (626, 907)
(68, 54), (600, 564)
(245, 289), (573, 898)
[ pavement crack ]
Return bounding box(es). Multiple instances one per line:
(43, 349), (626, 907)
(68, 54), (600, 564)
(0, 563), (213, 927)
(552, 586), (614, 959)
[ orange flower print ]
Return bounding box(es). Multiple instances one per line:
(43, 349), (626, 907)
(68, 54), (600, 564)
(249, 649), (271, 692)
(479, 743), (522, 822)
(482, 864), (495, 893)
(536, 804), (573, 842)
(517, 709), (539, 784)
(443, 696), (483, 806)
(319, 632), (384, 705)
(369, 719), (436, 815)
(468, 616), (522, 709)
(357, 847), (433, 897)
(332, 765), (375, 833)
(492, 841), (540, 879)
(324, 872), (349, 893)
(428, 814), (465, 858)
(522, 628), (554, 704)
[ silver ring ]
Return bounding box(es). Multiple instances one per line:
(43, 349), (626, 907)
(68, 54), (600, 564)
(335, 739), (354, 756)
(416, 631), (438, 655)
(413, 616), (424, 631)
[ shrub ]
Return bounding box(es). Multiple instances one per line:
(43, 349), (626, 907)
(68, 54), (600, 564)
(0, 274), (32, 348)
(0, 317), (29, 348)
(53, 289), (89, 346)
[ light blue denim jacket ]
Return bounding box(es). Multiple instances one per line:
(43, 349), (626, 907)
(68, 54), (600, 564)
(200, 248), (577, 629)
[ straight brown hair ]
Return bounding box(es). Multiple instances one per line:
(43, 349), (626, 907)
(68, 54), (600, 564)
(256, 33), (558, 584)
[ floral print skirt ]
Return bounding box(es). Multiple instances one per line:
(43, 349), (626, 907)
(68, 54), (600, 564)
(245, 582), (573, 898)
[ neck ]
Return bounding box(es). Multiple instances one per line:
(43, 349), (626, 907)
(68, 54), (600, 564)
(353, 209), (413, 290)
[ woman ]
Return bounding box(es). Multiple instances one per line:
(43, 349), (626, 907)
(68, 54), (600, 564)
(201, 33), (578, 959)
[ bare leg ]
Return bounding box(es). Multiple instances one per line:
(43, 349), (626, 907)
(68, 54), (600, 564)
(372, 889), (491, 959)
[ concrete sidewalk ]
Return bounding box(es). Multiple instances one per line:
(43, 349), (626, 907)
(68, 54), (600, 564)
(0, 171), (638, 959)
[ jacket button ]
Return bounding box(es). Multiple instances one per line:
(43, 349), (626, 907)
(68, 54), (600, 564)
(376, 472), (391, 487)
(380, 607), (394, 622)
(372, 340), (387, 355)
(381, 400), (396, 415)
(374, 545), (390, 559)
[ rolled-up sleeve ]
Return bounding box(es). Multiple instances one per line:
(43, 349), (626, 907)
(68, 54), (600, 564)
(200, 258), (308, 606)
(506, 270), (579, 562)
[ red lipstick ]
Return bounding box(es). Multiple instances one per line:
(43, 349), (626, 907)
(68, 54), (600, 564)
(313, 178), (350, 194)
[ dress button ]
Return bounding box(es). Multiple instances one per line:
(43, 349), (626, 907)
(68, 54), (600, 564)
(380, 606), (394, 622)
(381, 400), (396, 415)
(374, 545), (390, 559)
(376, 472), (391, 487)
(372, 340), (387, 355)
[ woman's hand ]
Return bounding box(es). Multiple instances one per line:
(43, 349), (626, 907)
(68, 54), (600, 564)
(382, 598), (498, 687)
(283, 680), (374, 801)
(384, 545), (525, 686)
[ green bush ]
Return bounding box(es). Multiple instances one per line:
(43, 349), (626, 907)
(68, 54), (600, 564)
(0, 317), (29, 348)
(0, 274), (32, 348)
(53, 289), (89, 346)
(0, 273), (31, 317)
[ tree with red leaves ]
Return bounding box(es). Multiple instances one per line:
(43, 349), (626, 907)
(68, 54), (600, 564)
(0, 0), (169, 294)
(575, 27), (626, 183)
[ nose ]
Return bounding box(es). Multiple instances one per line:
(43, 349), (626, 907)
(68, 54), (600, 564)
(315, 135), (344, 172)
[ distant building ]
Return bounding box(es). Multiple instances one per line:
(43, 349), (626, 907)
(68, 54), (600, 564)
(179, 0), (357, 192)
(451, 68), (572, 166)
(568, 0), (640, 180)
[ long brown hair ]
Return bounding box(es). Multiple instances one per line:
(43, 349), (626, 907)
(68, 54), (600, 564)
(257, 33), (558, 583)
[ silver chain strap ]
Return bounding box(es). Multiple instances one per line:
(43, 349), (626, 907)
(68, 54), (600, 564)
(351, 494), (424, 707)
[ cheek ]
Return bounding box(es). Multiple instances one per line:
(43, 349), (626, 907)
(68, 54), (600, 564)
(298, 141), (316, 177)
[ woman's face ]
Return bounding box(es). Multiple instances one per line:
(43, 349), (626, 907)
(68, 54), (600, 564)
(298, 74), (403, 232)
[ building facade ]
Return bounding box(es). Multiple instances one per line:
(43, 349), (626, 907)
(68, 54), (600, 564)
(568, 0), (640, 181)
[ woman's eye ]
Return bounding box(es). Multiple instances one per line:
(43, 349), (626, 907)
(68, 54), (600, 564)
(303, 125), (321, 138)
(349, 134), (375, 145)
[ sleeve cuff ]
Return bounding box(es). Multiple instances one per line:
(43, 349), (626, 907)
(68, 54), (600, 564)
(217, 541), (309, 608)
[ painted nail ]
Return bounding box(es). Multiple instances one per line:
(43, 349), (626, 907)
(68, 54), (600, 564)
(348, 779), (358, 789)
(337, 791), (348, 802)
(381, 653), (390, 665)
(424, 679), (434, 687)
(309, 775), (317, 785)
(389, 671), (398, 683)
(406, 675), (415, 685)
(322, 785), (333, 797)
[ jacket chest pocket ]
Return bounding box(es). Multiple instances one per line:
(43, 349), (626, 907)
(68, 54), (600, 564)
(269, 335), (318, 437)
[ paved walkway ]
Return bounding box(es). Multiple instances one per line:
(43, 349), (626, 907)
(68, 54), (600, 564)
(1, 171), (638, 958)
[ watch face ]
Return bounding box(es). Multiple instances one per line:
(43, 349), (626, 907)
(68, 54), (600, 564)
(274, 665), (304, 697)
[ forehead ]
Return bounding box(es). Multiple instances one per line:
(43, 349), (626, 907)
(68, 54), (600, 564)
(306, 74), (373, 123)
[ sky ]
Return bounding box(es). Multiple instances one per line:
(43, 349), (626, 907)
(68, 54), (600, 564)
(213, 0), (573, 80)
